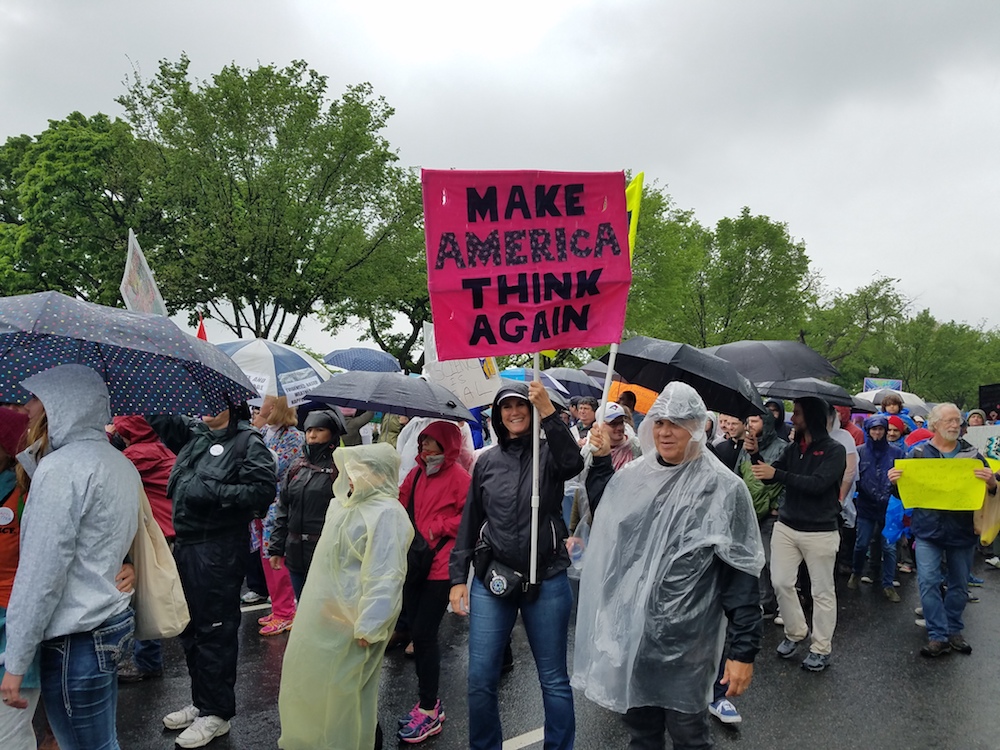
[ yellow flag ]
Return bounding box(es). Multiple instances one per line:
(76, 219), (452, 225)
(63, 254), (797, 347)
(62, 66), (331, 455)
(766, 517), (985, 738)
(625, 172), (644, 261)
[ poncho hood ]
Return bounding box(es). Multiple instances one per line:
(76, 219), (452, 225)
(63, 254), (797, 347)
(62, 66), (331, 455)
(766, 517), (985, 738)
(333, 443), (401, 508)
(21, 365), (110, 450)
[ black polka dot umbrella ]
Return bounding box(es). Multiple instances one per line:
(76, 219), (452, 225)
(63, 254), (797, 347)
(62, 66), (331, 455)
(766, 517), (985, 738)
(0, 291), (257, 415)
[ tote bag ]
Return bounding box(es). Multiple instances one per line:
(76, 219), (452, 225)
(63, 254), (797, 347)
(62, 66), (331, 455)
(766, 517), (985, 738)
(130, 488), (190, 640)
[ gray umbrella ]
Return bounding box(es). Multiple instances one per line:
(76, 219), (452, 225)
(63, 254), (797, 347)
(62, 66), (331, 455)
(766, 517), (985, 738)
(0, 291), (256, 415)
(703, 340), (839, 383)
(305, 371), (476, 422)
(544, 367), (603, 399)
(756, 377), (854, 407)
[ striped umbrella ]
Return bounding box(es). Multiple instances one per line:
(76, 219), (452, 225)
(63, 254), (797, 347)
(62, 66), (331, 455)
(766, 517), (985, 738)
(216, 338), (331, 406)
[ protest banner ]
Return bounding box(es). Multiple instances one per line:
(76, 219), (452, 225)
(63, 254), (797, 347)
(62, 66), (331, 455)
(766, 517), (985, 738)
(422, 170), (632, 361)
(894, 458), (987, 511)
(120, 229), (169, 317)
(964, 425), (1000, 455)
(422, 322), (501, 409)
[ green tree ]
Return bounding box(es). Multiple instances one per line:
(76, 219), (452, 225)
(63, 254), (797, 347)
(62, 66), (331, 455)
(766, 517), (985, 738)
(118, 55), (418, 343)
(881, 311), (986, 407)
(0, 113), (163, 304)
(625, 199), (813, 347)
(799, 277), (909, 391)
(324, 171), (429, 373)
(624, 184), (709, 343)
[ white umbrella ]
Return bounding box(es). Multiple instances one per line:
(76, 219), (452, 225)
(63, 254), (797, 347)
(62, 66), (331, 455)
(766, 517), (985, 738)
(853, 388), (927, 409)
(217, 338), (332, 406)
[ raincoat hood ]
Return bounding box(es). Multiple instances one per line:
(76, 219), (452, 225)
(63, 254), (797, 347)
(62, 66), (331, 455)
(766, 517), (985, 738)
(333, 443), (400, 507)
(21, 365), (110, 450)
(756, 406), (779, 449)
(416, 420), (463, 471)
(863, 414), (890, 451)
(112, 415), (159, 445)
(765, 398), (786, 424)
(490, 381), (532, 447)
(637, 382), (709, 464)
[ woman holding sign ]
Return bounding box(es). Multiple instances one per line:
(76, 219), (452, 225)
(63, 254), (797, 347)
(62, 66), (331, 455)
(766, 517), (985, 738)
(449, 380), (584, 750)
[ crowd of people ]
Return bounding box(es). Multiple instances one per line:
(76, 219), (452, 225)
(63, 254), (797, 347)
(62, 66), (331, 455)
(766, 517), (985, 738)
(0, 365), (997, 750)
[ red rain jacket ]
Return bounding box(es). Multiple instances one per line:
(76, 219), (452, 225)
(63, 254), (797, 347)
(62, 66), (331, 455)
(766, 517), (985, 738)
(398, 421), (470, 581)
(113, 415), (177, 539)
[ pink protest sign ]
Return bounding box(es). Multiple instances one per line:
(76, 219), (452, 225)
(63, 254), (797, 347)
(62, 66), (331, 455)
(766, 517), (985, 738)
(422, 170), (632, 361)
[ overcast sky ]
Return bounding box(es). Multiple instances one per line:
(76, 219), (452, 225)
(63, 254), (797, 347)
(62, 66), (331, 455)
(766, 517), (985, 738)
(3, 0), (999, 351)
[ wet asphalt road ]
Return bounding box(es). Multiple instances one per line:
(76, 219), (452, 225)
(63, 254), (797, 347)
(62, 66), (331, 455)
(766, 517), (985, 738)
(118, 558), (1000, 749)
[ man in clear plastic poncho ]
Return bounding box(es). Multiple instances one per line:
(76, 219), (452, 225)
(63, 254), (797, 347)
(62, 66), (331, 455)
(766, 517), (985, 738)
(277, 443), (413, 750)
(573, 383), (765, 750)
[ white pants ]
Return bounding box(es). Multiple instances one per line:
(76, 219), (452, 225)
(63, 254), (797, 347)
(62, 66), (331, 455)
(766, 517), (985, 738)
(771, 521), (841, 655)
(0, 687), (40, 750)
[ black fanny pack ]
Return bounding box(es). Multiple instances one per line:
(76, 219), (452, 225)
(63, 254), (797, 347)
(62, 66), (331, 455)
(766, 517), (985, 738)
(474, 537), (538, 601)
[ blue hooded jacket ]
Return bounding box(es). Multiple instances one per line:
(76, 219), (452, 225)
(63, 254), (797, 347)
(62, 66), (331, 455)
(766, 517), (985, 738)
(856, 415), (904, 521)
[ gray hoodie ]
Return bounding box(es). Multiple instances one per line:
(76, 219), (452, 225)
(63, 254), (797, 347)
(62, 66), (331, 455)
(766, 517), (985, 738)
(4, 365), (139, 675)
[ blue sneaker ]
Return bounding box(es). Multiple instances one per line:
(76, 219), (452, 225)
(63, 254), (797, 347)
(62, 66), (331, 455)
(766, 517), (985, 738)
(398, 699), (444, 727)
(708, 698), (742, 725)
(968, 575), (984, 587)
(398, 705), (444, 744)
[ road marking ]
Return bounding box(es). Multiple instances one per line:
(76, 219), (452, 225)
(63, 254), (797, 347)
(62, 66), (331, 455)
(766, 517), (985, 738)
(502, 727), (544, 749)
(240, 602), (272, 613)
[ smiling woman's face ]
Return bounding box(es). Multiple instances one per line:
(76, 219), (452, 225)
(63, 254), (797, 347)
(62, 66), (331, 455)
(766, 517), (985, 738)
(500, 397), (531, 438)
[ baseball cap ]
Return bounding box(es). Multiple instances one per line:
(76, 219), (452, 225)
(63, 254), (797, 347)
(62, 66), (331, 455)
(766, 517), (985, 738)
(601, 402), (626, 423)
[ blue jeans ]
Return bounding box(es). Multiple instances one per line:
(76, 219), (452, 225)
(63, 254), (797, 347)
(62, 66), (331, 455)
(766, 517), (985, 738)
(852, 517), (896, 588)
(914, 539), (974, 642)
(288, 568), (307, 601)
(132, 638), (162, 672)
(40, 608), (134, 750)
(468, 572), (574, 750)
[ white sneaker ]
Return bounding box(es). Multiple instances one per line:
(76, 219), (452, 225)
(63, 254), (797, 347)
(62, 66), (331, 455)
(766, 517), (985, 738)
(175, 715), (231, 748)
(163, 704), (200, 730)
(986, 556), (1000, 569)
(773, 615), (784, 626)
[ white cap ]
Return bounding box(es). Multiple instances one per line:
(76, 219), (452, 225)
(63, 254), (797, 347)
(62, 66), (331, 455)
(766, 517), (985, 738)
(601, 402), (627, 422)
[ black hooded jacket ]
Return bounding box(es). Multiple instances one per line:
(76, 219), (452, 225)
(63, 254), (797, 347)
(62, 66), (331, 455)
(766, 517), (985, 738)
(764, 397), (846, 532)
(449, 382), (584, 584)
(269, 409), (344, 573)
(766, 398), (792, 441)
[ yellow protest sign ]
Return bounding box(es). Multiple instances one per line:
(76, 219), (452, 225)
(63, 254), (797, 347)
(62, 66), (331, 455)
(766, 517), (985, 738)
(894, 458), (987, 511)
(625, 172), (644, 261)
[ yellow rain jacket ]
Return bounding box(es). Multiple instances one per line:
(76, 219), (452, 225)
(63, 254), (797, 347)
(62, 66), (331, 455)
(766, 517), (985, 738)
(278, 443), (412, 750)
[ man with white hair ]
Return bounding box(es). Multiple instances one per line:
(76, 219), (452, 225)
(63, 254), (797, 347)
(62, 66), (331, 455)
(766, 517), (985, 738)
(888, 403), (998, 657)
(574, 383), (764, 750)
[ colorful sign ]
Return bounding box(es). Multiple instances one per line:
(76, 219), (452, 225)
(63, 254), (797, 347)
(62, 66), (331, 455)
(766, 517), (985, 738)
(120, 229), (168, 317)
(894, 458), (988, 510)
(863, 377), (903, 392)
(422, 170), (632, 361)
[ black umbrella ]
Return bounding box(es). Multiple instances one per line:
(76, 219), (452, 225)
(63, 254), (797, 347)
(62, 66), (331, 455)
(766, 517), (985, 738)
(604, 336), (765, 419)
(756, 377), (854, 407)
(0, 291), (256, 415)
(544, 367), (603, 399)
(851, 397), (878, 414)
(305, 371), (476, 422)
(702, 340), (839, 383)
